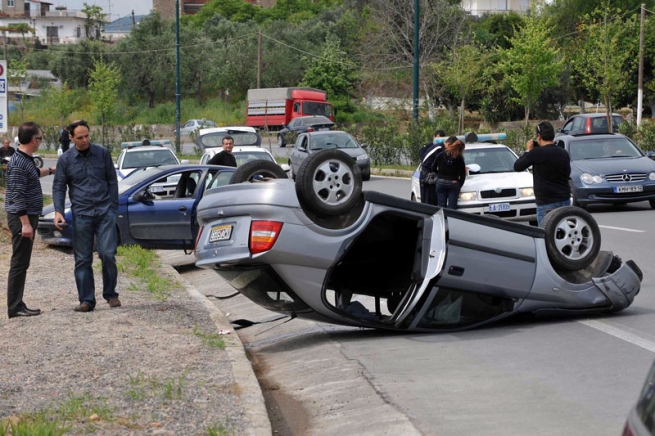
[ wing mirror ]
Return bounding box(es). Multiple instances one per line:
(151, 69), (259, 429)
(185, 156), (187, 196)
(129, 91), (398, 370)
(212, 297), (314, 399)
(360, 143), (368, 149)
(647, 151), (655, 160)
(467, 163), (481, 174)
(133, 189), (155, 202)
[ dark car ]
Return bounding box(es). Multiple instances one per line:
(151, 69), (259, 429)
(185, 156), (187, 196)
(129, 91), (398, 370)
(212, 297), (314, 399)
(556, 113), (624, 137)
(277, 115), (335, 147)
(38, 165), (237, 250)
(288, 130), (371, 181)
(624, 359), (655, 436)
(555, 133), (655, 209)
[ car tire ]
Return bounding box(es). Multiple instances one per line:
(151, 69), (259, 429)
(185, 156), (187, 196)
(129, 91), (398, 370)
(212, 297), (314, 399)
(230, 160), (288, 184)
(296, 149), (362, 217)
(649, 199), (655, 209)
(34, 156), (44, 168)
(278, 135), (285, 148)
(540, 206), (601, 271)
(569, 180), (587, 209)
(362, 167), (371, 181)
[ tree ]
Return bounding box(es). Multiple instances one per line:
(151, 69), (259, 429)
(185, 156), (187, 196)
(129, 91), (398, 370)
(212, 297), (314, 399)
(50, 40), (109, 88)
(6, 23), (35, 52)
(41, 82), (77, 128)
(573, 3), (637, 131)
(496, 5), (563, 124)
(88, 59), (120, 149)
(8, 57), (28, 123)
(82, 3), (107, 40)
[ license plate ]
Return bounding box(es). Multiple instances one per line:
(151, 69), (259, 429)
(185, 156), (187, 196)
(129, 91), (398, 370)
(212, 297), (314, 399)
(488, 203), (510, 212)
(209, 225), (233, 242)
(318, 127), (330, 131)
(614, 185), (643, 193)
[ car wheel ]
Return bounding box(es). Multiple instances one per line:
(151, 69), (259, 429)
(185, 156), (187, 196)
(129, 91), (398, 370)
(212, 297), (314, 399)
(649, 199), (655, 209)
(569, 180), (586, 209)
(230, 160), (288, 184)
(540, 206), (601, 271)
(278, 135), (285, 148)
(362, 167), (371, 181)
(296, 149), (362, 217)
(34, 156), (44, 168)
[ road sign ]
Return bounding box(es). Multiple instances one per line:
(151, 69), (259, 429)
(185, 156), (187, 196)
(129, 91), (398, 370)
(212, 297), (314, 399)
(0, 60), (6, 133)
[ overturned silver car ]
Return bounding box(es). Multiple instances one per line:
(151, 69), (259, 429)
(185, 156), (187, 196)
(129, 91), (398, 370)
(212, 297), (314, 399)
(194, 150), (642, 332)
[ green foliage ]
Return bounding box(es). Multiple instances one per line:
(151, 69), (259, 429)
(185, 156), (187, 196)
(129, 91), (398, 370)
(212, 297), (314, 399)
(40, 83), (77, 128)
(193, 326), (227, 349)
(473, 11), (525, 49)
(41, 125), (59, 151)
(619, 119), (655, 152)
(82, 3), (107, 40)
(505, 123), (535, 154)
(51, 40), (109, 88)
(88, 59), (121, 150)
(116, 245), (177, 301)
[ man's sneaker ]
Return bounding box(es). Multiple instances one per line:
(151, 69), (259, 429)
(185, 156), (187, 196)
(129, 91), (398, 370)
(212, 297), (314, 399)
(74, 302), (94, 312)
(108, 298), (122, 308)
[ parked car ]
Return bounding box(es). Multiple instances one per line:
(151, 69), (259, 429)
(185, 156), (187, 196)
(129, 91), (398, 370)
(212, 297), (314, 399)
(555, 133), (655, 209)
(277, 115), (335, 147)
(115, 142), (187, 180)
(176, 119), (217, 136)
(38, 165), (238, 249)
(556, 113), (624, 137)
(200, 146), (290, 175)
(194, 150), (642, 333)
(411, 141), (536, 221)
(289, 130), (370, 181)
(195, 126), (262, 150)
(624, 359), (655, 436)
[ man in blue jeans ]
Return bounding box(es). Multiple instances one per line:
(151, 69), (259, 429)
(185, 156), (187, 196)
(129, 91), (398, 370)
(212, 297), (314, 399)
(513, 121), (571, 225)
(53, 120), (120, 312)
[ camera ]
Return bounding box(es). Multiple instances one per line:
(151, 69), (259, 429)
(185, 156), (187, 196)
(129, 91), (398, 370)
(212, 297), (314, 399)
(532, 140), (539, 148)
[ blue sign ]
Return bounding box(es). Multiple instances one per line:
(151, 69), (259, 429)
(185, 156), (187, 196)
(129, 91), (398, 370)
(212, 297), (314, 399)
(0, 79), (5, 94)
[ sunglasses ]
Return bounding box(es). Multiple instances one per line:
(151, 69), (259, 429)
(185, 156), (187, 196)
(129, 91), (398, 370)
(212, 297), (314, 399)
(34, 136), (42, 140)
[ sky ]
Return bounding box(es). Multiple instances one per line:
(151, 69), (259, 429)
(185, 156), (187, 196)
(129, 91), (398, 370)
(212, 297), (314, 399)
(53, 0), (154, 22)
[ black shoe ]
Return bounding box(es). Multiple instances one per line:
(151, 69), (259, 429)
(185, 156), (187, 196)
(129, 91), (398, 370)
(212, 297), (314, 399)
(8, 310), (42, 319)
(23, 307), (41, 314)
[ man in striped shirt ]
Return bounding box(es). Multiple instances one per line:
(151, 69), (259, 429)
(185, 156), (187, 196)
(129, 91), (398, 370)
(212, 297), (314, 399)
(5, 122), (56, 319)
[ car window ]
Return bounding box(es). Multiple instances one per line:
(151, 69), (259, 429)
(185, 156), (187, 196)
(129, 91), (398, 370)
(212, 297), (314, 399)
(205, 171), (233, 191)
(568, 137), (642, 160)
(118, 167), (167, 194)
(149, 173), (183, 200)
(289, 119), (299, 128)
(199, 132), (259, 148)
(561, 119), (573, 133)
(464, 147), (517, 173)
(299, 136), (309, 150)
(122, 149), (179, 169)
(310, 133), (358, 150)
(572, 117), (586, 132)
(233, 152), (274, 166)
(116, 151), (125, 167)
(200, 154), (209, 165)
(302, 102), (332, 117)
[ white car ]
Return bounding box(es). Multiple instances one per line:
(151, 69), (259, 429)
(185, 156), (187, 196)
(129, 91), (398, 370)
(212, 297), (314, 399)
(116, 143), (188, 180)
(176, 119), (217, 136)
(194, 126), (262, 150)
(200, 146), (290, 175)
(411, 141), (536, 222)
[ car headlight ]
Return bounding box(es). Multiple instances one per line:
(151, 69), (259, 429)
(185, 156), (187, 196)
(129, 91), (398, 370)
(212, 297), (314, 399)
(580, 173), (603, 184)
(519, 187), (534, 197)
(357, 153), (369, 161)
(649, 172), (655, 181)
(43, 208), (70, 219)
(459, 191), (476, 201)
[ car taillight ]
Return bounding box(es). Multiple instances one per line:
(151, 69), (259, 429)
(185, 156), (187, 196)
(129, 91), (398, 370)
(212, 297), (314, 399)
(622, 420), (636, 436)
(585, 118), (592, 134)
(194, 225), (204, 254)
(306, 127), (315, 132)
(250, 221), (283, 254)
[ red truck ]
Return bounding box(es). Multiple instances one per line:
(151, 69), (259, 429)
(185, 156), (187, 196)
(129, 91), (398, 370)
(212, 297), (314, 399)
(246, 87), (334, 129)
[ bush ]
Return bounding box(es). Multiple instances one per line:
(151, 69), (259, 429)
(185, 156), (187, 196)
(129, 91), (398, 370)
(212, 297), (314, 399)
(619, 119), (655, 152)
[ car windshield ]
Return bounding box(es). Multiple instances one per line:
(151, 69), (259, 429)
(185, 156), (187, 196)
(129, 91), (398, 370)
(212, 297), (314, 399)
(568, 137), (642, 160)
(118, 167), (166, 194)
(309, 133), (359, 150)
(232, 151), (274, 166)
(464, 147), (518, 173)
(199, 132), (259, 149)
(122, 149), (178, 169)
(302, 102), (332, 117)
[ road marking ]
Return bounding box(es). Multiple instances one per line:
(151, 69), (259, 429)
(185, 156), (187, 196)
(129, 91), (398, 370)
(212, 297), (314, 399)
(579, 319), (655, 353)
(599, 225), (645, 233)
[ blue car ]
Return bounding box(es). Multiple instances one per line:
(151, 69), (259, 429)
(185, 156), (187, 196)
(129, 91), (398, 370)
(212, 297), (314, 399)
(38, 165), (236, 250)
(556, 133), (655, 209)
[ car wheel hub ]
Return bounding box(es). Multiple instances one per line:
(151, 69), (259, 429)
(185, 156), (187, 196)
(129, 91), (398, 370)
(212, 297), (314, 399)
(312, 159), (355, 205)
(553, 215), (594, 260)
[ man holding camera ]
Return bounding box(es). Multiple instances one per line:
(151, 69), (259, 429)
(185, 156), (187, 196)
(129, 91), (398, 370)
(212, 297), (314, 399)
(514, 121), (571, 225)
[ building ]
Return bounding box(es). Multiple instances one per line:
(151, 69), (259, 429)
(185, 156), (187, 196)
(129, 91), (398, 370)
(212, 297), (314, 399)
(461, 0), (532, 16)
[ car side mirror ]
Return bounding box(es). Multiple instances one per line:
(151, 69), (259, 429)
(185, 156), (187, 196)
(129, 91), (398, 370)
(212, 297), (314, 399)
(114, 163), (118, 169)
(133, 189), (154, 202)
(360, 143), (368, 149)
(467, 163), (481, 174)
(647, 151), (655, 160)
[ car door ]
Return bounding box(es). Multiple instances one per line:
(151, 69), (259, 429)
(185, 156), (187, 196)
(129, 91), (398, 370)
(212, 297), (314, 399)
(290, 134), (309, 173)
(126, 169), (204, 249)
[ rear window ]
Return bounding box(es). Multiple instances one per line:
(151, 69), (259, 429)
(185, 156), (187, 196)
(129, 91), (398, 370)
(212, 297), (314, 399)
(198, 132), (260, 149)
(302, 116), (332, 126)
(232, 151), (274, 166)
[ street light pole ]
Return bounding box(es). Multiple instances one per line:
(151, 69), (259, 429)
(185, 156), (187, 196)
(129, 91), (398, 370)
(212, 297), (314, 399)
(175, 0), (181, 152)
(412, 0), (419, 125)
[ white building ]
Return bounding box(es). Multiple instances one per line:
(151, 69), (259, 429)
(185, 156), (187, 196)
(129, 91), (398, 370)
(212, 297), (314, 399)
(461, 0), (531, 16)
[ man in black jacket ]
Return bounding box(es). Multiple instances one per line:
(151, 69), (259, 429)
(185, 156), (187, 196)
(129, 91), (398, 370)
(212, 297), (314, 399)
(418, 129), (446, 204)
(208, 136), (237, 167)
(514, 121), (571, 225)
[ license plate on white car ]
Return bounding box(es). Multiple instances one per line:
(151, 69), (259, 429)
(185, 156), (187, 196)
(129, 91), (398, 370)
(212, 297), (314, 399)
(209, 225), (233, 242)
(614, 185), (643, 193)
(488, 203), (510, 212)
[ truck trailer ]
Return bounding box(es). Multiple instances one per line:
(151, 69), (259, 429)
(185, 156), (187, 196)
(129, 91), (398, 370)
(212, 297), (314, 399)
(246, 87), (334, 129)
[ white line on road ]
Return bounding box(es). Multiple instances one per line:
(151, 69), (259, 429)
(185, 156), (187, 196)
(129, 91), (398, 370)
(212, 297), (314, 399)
(599, 225), (645, 233)
(579, 319), (655, 353)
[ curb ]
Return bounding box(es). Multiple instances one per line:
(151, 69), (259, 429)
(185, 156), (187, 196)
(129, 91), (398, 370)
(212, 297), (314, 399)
(161, 264), (272, 436)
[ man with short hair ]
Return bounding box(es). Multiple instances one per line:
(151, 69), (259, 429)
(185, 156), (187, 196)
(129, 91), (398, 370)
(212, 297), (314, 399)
(5, 122), (56, 319)
(514, 121), (571, 225)
(207, 136), (237, 167)
(418, 130), (447, 205)
(0, 138), (15, 159)
(53, 120), (120, 312)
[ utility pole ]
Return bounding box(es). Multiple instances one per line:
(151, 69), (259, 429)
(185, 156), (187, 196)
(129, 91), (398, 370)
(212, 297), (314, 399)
(175, 0), (181, 152)
(637, 3), (645, 126)
(412, 0), (419, 125)
(257, 30), (262, 89)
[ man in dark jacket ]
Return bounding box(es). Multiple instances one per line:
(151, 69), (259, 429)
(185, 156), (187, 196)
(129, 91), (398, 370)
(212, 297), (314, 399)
(59, 128), (71, 153)
(418, 130), (446, 205)
(208, 136), (237, 167)
(514, 121), (571, 225)
(1, 138), (15, 159)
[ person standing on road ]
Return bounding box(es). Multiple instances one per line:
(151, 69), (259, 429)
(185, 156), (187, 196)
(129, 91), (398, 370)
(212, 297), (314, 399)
(418, 130), (446, 205)
(434, 137), (467, 210)
(207, 136), (237, 167)
(1, 138), (15, 159)
(52, 120), (121, 313)
(5, 122), (56, 319)
(59, 127), (71, 154)
(513, 121), (571, 226)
